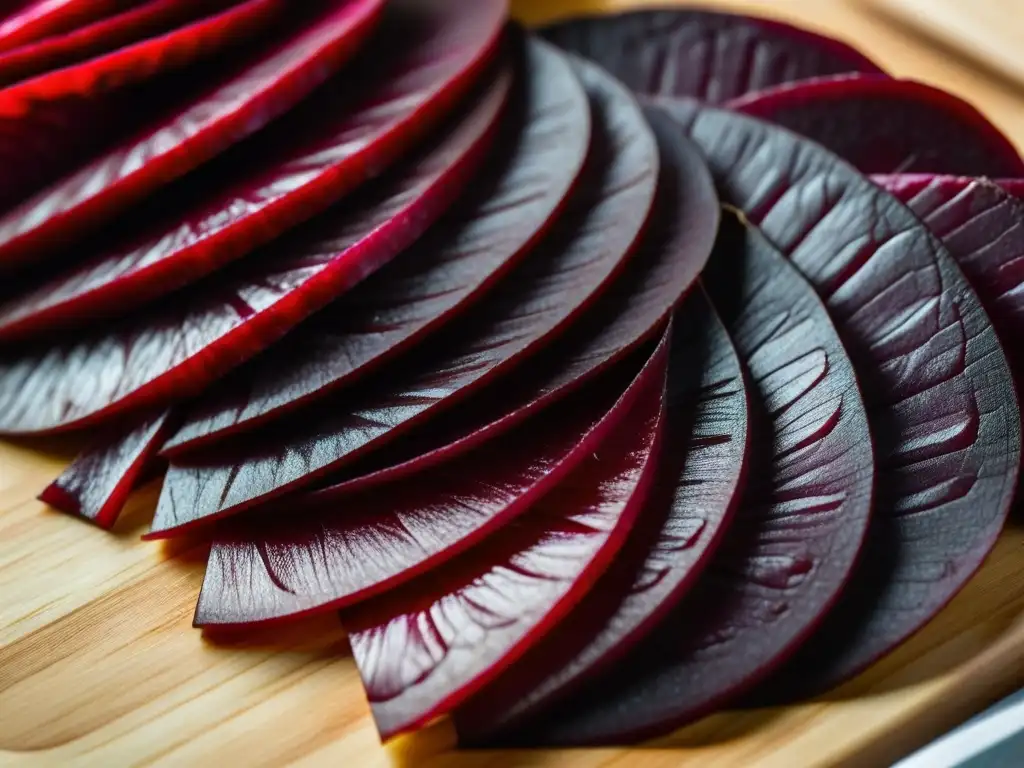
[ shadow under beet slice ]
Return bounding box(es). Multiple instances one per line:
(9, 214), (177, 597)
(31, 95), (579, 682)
(662, 98), (1021, 693)
(0, 0), (388, 274)
(455, 287), (750, 744)
(195, 340), (650, 627)
(729, 75), (1024, 176)
(0, 0), (130, 54)
(541, 8), (882, 104)
(0, 60), (511, 436)
(148, 57), (658, 535)
(162, 36), (592, 456)
(342, 330), (668, 741)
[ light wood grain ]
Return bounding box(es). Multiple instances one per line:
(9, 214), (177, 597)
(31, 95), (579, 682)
(3, 1), (1024, 766)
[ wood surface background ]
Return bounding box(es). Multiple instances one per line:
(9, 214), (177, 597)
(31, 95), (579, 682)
(2, 1), (1024, 766)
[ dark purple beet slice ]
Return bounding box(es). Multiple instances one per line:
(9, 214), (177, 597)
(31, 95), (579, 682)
(38, 409), (177, 529)
(147, 57), (658, 535)
(489, 212), (874, 746)
(194, 346), (648, 627)
(454, 287), (751, 743)
(0, 0), (131, 54)
(541, 8), (882, 103)
(342, 330), (668, 741)
(0, 0), (507, 338)
(161, 37), (592, 454)
(662, 98), (1021, 692)
(729, 75), (1024, 176)
(0, 60), (511, 436)
(0, 0), (388, 273)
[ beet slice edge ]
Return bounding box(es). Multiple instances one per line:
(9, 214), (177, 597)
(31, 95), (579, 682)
(0, 0), (131, 54)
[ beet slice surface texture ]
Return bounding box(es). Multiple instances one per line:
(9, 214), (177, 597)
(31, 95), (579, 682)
(149, 57), (659, 534)
(0, 0), (507, 340)
(0, 0), (130, 54)
(39, 409), (177, 529)
(541, 8), (882, 104)
(342, 330), (668, 741)
(161, 37), (592, 455)
(0, 0), (389, 274)
(729, 75), (1024, 176)
(662, 97), (1021, 692)
(194, 344), (650, 627)
(0, 58), (511, 437)
(454, 287), (751, 744)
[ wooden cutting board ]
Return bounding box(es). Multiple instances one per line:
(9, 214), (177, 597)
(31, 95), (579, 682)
(3, 2), (1024, 766)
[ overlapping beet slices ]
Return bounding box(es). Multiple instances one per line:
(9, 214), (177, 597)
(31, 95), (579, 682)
(342, 331), (668, 740)
(0, 0), (130, 54)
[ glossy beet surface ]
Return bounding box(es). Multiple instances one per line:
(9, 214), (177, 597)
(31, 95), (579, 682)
(730, 75), (1024, 176)
(162, 37), (592, 454)
(149, 58), (658, 534)
(0, 0), (129, 54)
(542, 8), (882, 103)
(39, 410), (176, 529)
(0, 0), (506, 341)
(0, 0), (388, 273)
(665, 98), (1021, 692)
(0, 60), (511, 436)
(342, 332), (669, 741)
(455, 288), (750, 743)
(194, 344), (649, 627)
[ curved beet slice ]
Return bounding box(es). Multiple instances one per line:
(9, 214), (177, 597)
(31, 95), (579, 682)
(0, 0), (506, 339)
(454, 288), (750, 743)
(194, 350), (648, 627)
(148, 58), (658, 534)
(0, 61), (511, 436)
(0, 0), (130, 54)
(0, 0), (388, 273)
(729, 75), (1024, 176)
(541, 8), (882, 103)
(39, 409), (176, 529)
(161, 37), (592, 454)
(998, 179), (1024, 199)
(662, 98), (1021, 691)
(342, 331), (668, 741)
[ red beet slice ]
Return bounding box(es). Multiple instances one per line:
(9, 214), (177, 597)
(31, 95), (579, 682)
(663, 98), (1021, 692)
(729, 75), (1024, 176)
(0, 59), (511, 436)
(541, 8), (882, 103)
(342, 330), (668, 741)
(160, 37), (592, 454)
(0, 0), (388, 273)
(0, 1), (131, 54)
(148, 57), (658, 534)
(998, 178), (1024, 199)
(0, 0), (506, 340)
(454, 287), (751, 743)
(194, 349), (648, 627)
(39, 409), (176, 529)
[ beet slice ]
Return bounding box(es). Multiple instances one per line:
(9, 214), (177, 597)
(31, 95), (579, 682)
(39, 409), (176, 529)
(194, 352), (647, 627)
(148, 58), (659, 535)
(0, 0), (506, 339)
(159, 38), (592, 455)
(454, 287), (751, 744)
(342, 329), (668, 741)
(998, 178), (1024, 199)
(0, 59), (511, 436)
(729, 75), (1024, 176)
(662, 98), (1021, 692)
(0, 0), (388, 273)
(0, 0), (131, 54)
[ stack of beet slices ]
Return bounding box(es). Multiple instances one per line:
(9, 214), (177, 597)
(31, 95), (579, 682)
(3, 0), (1023, 747)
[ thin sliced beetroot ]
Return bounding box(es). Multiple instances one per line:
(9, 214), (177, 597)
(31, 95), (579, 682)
(148, 58), (658, 534)
(342, 330), (668, 741)
(0, 0), (388, 273)
(0, 0), (506, 339)
(999, 179), (1024, 199)
(0, 60), (511, 436)
(0, 1), (131, 54)
(729, 75), (1024, 176)
(663, 98), (1021, 692)
(39, 409), (176, 529)
(161, 37), (592, 454)
(194, 352), (647, 627)
(454, 288), (750, 743)
(541, 8), (882, 103)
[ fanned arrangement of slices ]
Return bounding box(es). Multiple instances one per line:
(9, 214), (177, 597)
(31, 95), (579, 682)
(4, 0), (1023, 749)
